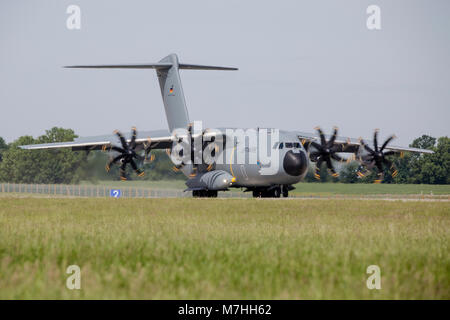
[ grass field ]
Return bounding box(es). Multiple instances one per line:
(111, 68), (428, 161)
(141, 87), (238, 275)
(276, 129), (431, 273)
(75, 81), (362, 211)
(0, 197), (448, 299)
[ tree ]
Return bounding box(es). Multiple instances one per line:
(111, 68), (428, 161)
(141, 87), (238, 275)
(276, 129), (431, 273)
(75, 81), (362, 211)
(408, 137), (449, 184)
(411, 135), (436, 150)
(391, 135), (449, 184)
(0, 128), (87, 184)
(339, 162), (360, 183)
(0, 137), (7, 162)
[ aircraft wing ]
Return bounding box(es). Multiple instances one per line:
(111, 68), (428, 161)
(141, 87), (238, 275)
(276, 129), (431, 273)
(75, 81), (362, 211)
(295, 131), (434, 154)
(20, 129), (174, 152)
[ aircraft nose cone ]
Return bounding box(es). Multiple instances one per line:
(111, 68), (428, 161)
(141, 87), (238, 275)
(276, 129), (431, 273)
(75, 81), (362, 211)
(283, 150), (308, 176)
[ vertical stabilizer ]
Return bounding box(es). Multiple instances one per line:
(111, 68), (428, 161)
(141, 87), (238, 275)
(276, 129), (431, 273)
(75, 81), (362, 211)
(156, 54), (190, 132)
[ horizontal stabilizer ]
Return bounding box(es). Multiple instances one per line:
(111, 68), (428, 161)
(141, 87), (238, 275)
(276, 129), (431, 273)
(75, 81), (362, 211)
(64, 63), (238, 71)
(64, 63), (173, 69)
(179, 64), (238, 71)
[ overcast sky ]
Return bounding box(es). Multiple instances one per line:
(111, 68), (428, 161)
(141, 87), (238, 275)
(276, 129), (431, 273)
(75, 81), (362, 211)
(1, 0), (449, 145)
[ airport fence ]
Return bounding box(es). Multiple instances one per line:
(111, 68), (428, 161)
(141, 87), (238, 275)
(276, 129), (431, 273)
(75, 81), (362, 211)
(1, 183), (447, 200)
(0, 182), (252, 198)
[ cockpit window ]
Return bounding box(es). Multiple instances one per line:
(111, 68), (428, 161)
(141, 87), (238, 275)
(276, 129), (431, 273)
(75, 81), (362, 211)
(278, 142), (284, 149)
(284, 142), (302, 149)
(273, 142), (279, 149)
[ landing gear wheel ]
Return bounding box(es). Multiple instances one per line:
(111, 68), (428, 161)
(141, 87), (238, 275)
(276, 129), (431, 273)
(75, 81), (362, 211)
(273, 187), (281, 198)
(207, 190), (218, 198)
(193, 190), (218, 198)
(252, 190), (261, 198)
(282, 185), (289, 198)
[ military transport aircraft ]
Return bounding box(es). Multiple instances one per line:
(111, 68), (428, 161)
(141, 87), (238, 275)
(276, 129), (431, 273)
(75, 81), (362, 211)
(20, 54), (433, 198)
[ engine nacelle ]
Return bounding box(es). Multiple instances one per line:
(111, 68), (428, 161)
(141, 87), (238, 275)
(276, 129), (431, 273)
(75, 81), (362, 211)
(185, 170), (233, 191)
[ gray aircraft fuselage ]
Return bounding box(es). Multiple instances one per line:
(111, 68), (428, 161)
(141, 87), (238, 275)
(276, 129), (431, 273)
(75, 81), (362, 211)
(177, 129), (309, 189)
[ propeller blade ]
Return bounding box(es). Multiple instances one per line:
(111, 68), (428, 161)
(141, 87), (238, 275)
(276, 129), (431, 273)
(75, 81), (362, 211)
(130, 159), (145, 177)
(361, 154), (374, 162)
(106, 154), (123, 172)
(134, 153), (145, 161)
(111, 146), (125, 153)
(145, 148), (152, 161)
(380, 135), (396, 152)
(373, 160), (384, 183)
(331, 153), (344, 162)
(327, 127), (338, 148)
(189, 166), (198, 178)
(119, 162), (127, 181)
(310, 151), (322, 162)
(373, 129), (379, 152)
(314, 159), (323, 180)
(356, 165), (371, 178)
(315, 127), (327, 146)
(130, 127), (137, 149)
(114, 130), (128, 151)
(383, 158), (398, 178)
(310, 141), (323, 152)
(129, 159), (137, 170)
(360, 138), (374, 154)
(326, 158), (339, 177)
(374, 172), (384, 184)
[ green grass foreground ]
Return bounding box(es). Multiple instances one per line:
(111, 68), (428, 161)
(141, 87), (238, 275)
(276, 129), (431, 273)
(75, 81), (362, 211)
(0, 197), (448, 299)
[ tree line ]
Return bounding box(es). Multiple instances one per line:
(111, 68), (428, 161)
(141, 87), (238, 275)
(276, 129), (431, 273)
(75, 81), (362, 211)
(0, 127), (448, 184)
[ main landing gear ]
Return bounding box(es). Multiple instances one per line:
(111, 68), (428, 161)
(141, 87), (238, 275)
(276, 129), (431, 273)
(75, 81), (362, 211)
(192, 190), (218, 198)
(252, 185), (290, 198)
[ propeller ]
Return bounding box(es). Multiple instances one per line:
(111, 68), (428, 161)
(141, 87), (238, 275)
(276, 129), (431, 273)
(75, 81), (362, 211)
(170, 125), (222, 176)
(105, 127), (149, 181)
(309, 127), (345, 180)
(357, 129), (398, 183)
(170, 123), (197, 176)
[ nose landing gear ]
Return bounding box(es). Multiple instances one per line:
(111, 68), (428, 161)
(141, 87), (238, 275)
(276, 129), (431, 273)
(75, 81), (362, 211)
(251, 185), (290, 198)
